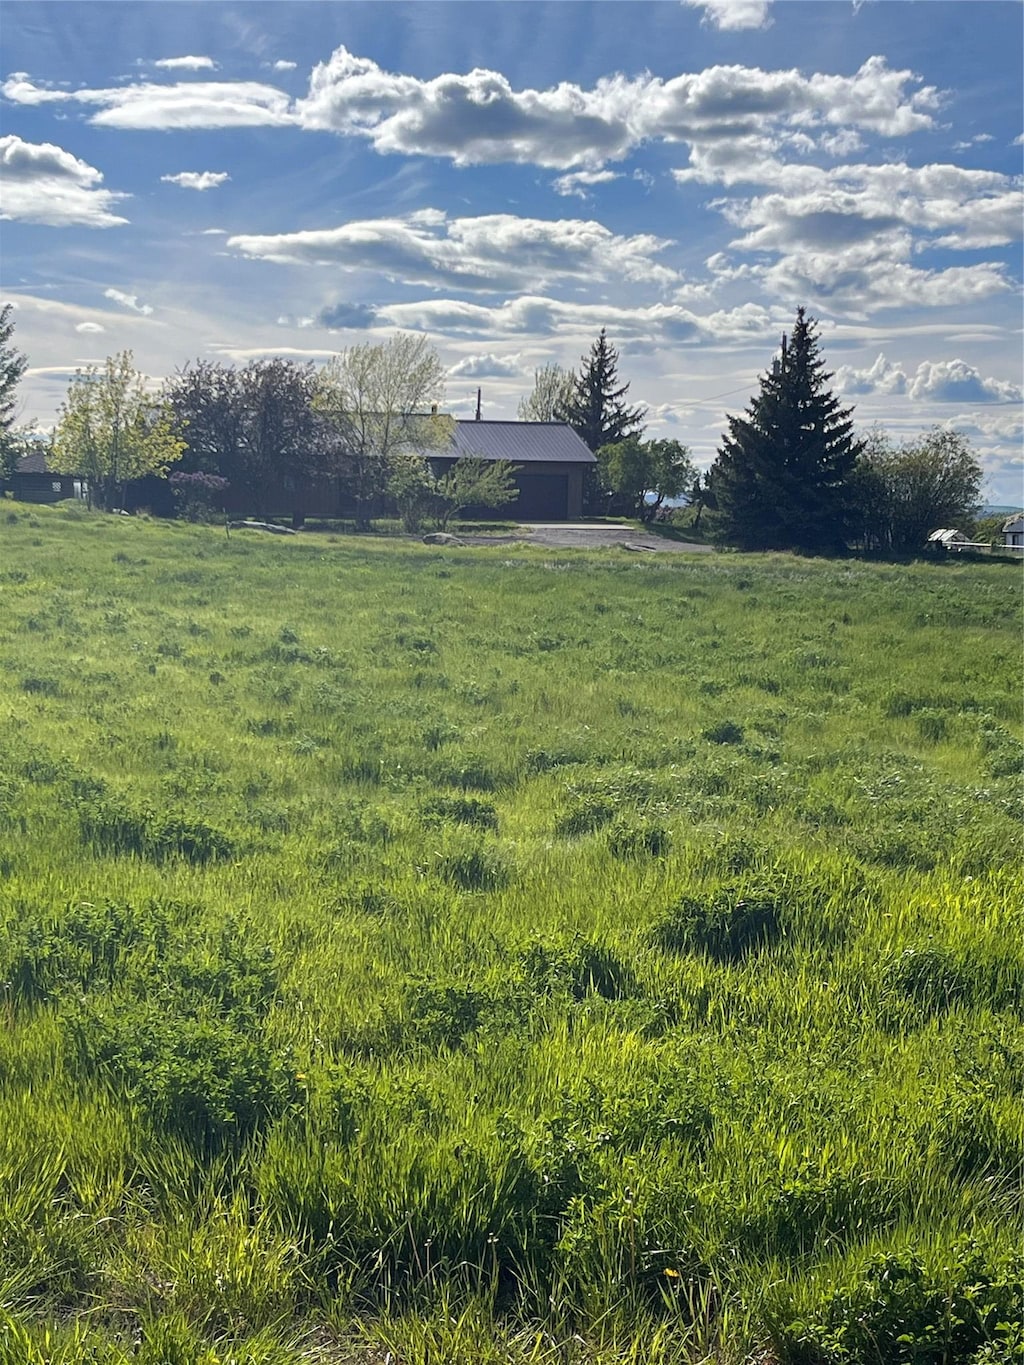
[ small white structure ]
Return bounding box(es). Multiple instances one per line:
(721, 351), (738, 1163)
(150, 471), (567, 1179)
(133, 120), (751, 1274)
(927, 528), (970, 549)
(1001, 513), (1024, 550)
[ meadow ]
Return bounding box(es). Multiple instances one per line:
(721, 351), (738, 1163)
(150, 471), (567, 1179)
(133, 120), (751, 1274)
(0, 501), (1021, 1365)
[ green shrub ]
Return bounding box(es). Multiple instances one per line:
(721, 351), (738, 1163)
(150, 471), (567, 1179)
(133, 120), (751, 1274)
(652, 881), (785, 961)
(78, 797), (232, 863)
(422, 794), (499, 832)
(770, 1243), (1024, 1364)
(434, 840), (510, 891)
(65, 1003), (297, 1150)
(704, 720), (745, 745)
(517, 935), (635, 1001)
(607, 818), (670, 860)
(555, 794), (616, 837)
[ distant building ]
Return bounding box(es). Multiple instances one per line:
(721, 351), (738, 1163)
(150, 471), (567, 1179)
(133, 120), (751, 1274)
(425, 420), (596, 521)
(6, 448), (87, 504)
(927, 528), (970, 549)
(253, 418), (598, 525)
(1001, 513), (1024, 550)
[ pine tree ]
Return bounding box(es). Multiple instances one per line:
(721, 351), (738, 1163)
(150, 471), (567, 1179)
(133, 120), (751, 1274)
(0, 303), (29, 478)
(566, 329), (645, 453)
(710, 308), (861, 554)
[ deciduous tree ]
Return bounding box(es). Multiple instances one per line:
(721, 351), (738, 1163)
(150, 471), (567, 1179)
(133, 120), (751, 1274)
(517, 363), (575, 423)
(51, 351), (184, 510)
(855, 426), (983, 553)
(596, 436), (695, 521)
(709, 308), (861, 554)
(168, 359), (323, 519)
(316, 333), (449, 530)
(433, 457), (519, 530)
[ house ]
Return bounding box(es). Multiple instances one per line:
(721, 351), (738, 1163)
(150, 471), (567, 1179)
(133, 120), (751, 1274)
(262, 417), (597, 525)
(1001, 513), (1024, 550)
(6, 448), (87, 504)
(426, 420), (596, 521)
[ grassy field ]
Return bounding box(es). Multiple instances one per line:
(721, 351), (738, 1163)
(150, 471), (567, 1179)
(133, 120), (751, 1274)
(0, 501), (1021, 1365)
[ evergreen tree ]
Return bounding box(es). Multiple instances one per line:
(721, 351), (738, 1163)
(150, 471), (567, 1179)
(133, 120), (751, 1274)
(709, 308), (861, 554)
(566, 329), (645, 453)
(0, 303), (29, 478)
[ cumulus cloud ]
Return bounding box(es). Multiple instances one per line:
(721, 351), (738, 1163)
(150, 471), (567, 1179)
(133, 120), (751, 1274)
(681, 0), (773, 31)
(836, 354), (1021, 405)
(757, 249), (1010, 317)
(0, 135), (128, 227)
(161, 171), (230, 190)
(552, 169), (621, 198)
(315, 300), (380, 330)
(153, 56), (217, 71)
(908, 359), (1022, 404)
(835, 352), (908, 395)
(2, 50), (940, 169)
(690, 158), (1022, 312)
(104, 287), (153, 316)
(272, 60), (298, 72)
(292, 47), (939, 169)
(1, 73), (294, 129)
(228, 209), (678, 292)
(448, 352), (523, 378)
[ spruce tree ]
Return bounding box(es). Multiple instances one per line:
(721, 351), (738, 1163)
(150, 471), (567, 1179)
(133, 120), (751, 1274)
(710, 308), (861, 554)
(566, 329), (645, 453)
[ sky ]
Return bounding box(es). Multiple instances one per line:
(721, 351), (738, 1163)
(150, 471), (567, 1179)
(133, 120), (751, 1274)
(1, 0), (1022, 502)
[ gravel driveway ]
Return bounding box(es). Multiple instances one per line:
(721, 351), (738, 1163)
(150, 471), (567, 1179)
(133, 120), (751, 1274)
(464, 522), (713, 553)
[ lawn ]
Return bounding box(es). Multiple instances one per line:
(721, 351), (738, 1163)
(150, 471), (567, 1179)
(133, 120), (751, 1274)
(0, 502), (1021, 1364)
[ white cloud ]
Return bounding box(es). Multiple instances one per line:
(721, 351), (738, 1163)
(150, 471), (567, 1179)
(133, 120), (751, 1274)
(836, 353), (1021, 405)
(836, 353), (909, 395)
(153, 56), (217, 72)
(448, 352), (523, 378)
(757, 249), (1010, 316)
(0, 134), (128, 227)
(376, 292), (772, 345)
(681, 0), (773, 31)
(688, 158), (1022, 312)
(908, 359), (1022, 404)
(75, 322), (105, 334)
(104, 287), (153, 316)
(291, 47), (939, 169)
(1, 74), (294, 129)
(161, 171), (230, 191)
(199, 227), (229, 235)
(552, 169), (621, 198)
(2, 51), (941, 169)
(272, 60), (298, 72)
(228, 209), (678, 292)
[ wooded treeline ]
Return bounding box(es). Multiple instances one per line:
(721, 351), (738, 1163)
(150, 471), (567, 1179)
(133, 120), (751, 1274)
(3, 305), (990, 553)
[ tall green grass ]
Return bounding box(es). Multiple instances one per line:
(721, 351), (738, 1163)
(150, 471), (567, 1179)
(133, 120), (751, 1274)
(0, 503), (1020, 1362)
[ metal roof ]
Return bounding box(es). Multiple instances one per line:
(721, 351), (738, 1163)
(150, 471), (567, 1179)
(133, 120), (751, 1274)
(436, 420), (596, 465)
(15, 449), (50, 475)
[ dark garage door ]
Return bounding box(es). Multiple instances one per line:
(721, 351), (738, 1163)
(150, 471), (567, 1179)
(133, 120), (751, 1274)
(512, 473), (568, 520)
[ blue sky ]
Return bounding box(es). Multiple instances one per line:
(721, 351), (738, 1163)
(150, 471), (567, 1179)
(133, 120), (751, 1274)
(2, 0), (1022, 501)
